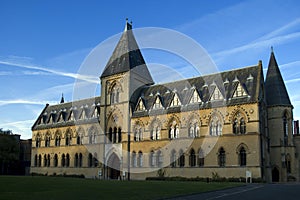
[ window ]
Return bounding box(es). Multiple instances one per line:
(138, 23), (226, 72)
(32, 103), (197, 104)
(74, 153), (79, 167)
(134, 126), (143, 142)
(65, 129), (72, 146)
(76, 128), (84, 145)
(111, 84), (120, 104)
(54, 154), (58, 167)
(88, 153), (93, 167)
(233, 112), (246, 134)
(89, 127), (96, 144)
(178, 150), (185, 167)
(138, 151), (143, 167)
(170, 93), (181, 107)
(283, 112), (289, 146)
(189, 89), (201, 104)
(132, 151), (137, 167)
(93, 153), (98, 167)
(61, 154), (65, 167)
(233, 82), (247, 97)
(66, 154), (70, 167)
(189, 149), (196, 167)
(170, 150), (177, 168)
(218, 148), (226, 167)
(157, 150), (163, 167)
(151, 122), (161, 140)
(79, 153), (82, 167)
(169, 120), (179, 139)
(45, 134), (51, 147)
(286, 154), (291, 173)
(44, 154), (47, 167)
(38, 155), (41, 167)
(189, 120), (200, 138)
(118, 128), (122, 143)
(47, 154), (50, 167)
(153, 96), (163, 109)
(239, 147), (247, 166)
(34, 155), (37, 167)
(198, 149), (204, 167)
(35, 134), (41, 148)
(210, 86), (224, 101)
(210, 115), (222, 136)
(55, 133), (61, 147)
(150, 151), (156, 167)
(136, 98), (145, 111)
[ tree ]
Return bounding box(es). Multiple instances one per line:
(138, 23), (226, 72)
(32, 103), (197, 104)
(0, 133), (20, 174)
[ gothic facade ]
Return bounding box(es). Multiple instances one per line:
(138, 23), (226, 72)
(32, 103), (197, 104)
(31, 22), (300, 182)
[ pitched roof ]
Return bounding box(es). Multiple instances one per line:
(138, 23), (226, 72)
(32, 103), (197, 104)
(32, 97), (101, 131)
(131, 65), (262, 117)
(265, 50), (291, 106)
(100, 21), (154, 85)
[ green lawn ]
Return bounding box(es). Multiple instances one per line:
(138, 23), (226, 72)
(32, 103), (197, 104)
(0, 176), (242, 200)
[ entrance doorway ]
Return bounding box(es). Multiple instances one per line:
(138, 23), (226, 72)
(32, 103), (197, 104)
(272, 167), (279, 182)
(107, 153), (120, 179)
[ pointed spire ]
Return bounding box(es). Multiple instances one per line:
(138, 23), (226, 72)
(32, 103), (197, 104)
(100, 20), (154, 85)
(60, 93), (65, 104)
(265, 48), (291, 106)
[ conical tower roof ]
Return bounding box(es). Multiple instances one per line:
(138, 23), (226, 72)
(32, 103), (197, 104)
(265, 48), (291, 106)
(100, 20), (154, 85)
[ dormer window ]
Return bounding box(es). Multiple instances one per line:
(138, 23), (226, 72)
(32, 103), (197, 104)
(153, 96), (163, 109)
(189, 89), (201, 104)
(135, 98), (146, 111)
(170, 93), (181, 107)
(233, 82), (247, 98)
(210, 86), (224, 101)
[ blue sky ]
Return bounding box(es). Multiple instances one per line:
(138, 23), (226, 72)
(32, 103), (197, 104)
(1, 0), (300, 139)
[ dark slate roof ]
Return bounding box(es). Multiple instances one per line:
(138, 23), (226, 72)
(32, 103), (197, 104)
(32, 97), (101, 131)
(265, 51), (291, 106)
(100, 21), (154, 85)
(131, 65), (262, 117)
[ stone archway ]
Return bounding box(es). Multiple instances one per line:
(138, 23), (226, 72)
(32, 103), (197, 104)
(107, 153), (120, 179)
(272, 167), (279, 182)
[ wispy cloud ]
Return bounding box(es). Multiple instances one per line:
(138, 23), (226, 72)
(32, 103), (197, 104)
(0, 60), (98, 83)
(0, 99), (57, 106)
(0, 119), (35, 139)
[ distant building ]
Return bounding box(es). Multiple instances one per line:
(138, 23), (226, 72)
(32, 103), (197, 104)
(31, 21), (300, 182)
(0, 129), (32, 175)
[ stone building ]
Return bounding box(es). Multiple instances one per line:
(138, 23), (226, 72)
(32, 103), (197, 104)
(31, 21), (300, 182)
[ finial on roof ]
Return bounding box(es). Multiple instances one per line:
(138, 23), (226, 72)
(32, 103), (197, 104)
(60, 93), (65, 104)
(124, 18), (132, 31)
(271, 46), (274, 53)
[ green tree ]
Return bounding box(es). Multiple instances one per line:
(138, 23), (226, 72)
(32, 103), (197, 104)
(0, 134), (20, 174)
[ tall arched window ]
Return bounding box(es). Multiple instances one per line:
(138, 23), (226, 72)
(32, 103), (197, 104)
(111, 84), (120, 104)
(189, 149), (196, 167)
(65, 129), (72, 146)
(157, 150), (163, 167)
(138, 151), (143, 167)
(151, 122), (161, 140)
(88, 153), (93, 167)
(232, 112), (246, 134)
(132, 151), (137, 167)
(61, 154), (65, 167)
(240, 118), (246, 134)
(66, 154), (70, 167)
(47, 154), (50, 167)
(54, 154), (58, 167)
(171, 150), (177, 168)
(74, 153), (79, 167)
(89, 127), (96, 144)
(210, 115), (222, 136)
(118, 128), (122, 143)
(198, 149), (204, 167)
(108, 127), (112, 142)
(283, 112), (289, 146)
(44, 154), (47, 167)
(218, 147), (226, 167)
(150, 151), (156, 167)
(179, 150), (185, 167)
(45, 133), (51, 147)
(76, 128), (84, 145)
(239, 147), (247, 166)
(79, 153), (82, 167)
(169, 120), (179, 139)
(34, 155), (38, 167)
(189, 119), (200, 138)
(93, 153), (98, 167)
(55, 133), (61, 147)
(35, 134), (41, 148)
(134, 126), (143, 142)
(38, 154), (42, 167)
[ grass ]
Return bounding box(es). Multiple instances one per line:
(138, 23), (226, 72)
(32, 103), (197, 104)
(0, 176), (243, 200)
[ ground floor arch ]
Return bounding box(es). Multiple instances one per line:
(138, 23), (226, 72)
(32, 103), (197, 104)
(272, 167), (279, 182)
(107, 153), (121, 179)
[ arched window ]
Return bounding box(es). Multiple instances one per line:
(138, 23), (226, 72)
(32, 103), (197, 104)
(47, 154), (50, 167)
(198, 149), (204, 167)
(118, 128), (122, 143)
(111, 84), (120, 104)
(74, 153), (79, 167)
(210, 115), (222, 136)
(239, 147), (247, 166)
(283, 112), (289, 146)
(134, 126), (143, 142)
(65, 129), (72, 146)
(66, 154), (70, 167)
(89, 127), (96, 144)
(286, 154), (291, 173)
(38, 154), (42, 167)
(34, 155), (37, 167)
(108, 127), (112, 142)
(113, 127), (117, 143)
(35, 134), (41, 148)
(93, 153), (98, 167)
(61, 154), (65, 167)
(54, 154), (58, 167)
(79, 153), (83, 167)
(138, 151), (143, 167)
(157, 150), (163, 167)
(218, 147), (226, 167)
(189, 119), (200, 138)
(151, 122), (161, 140)
(189, 149), (196, 167)
(76, 128), (84, 145)
(44, 154), (47, 167)
(88, 153), (93, 167)
(232, 112), (246, 135)
(132, 151), (137, 167)
(150, 151), (156, 167)
(45, 133), (51, 147)
(179, 150), (185, 167)
(170, 150), (177, 168)
(169, 120), (179, 139)
(55, 133), (61, 147)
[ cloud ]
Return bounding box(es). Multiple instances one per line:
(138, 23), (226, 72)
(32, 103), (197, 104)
(0, 59), (99, 83)
(0, 99), (57, 107)
(0, 119), (35, 139)
(0, 71), (12, 75)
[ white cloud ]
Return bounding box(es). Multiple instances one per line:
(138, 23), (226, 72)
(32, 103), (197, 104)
(0, 119), (35, 139)
(0, 99), (57, 107)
